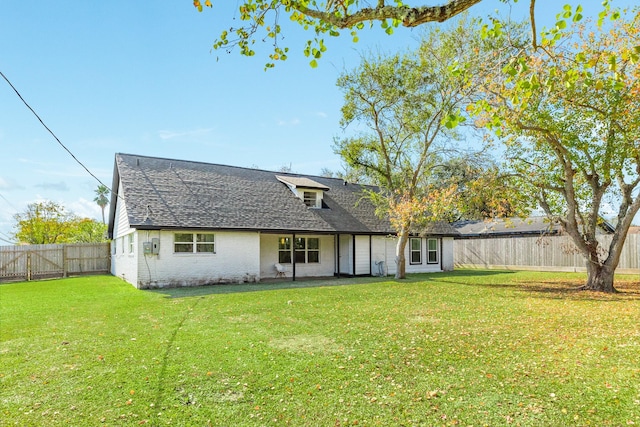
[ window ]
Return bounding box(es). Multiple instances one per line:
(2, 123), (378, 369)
(174, 233), (215, 253)
(120, 237), (124, 254)
(303, 191), (318, 208)
(427, 238), (438, 264)
(410, 238), (422, 264)
(128, 234), (134, 254)
(279, 237), (319, 263)
(278, 237), (292, 263)
(307, 238), (320, 263)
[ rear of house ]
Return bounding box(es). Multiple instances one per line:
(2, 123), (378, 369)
(108, 153), (457, 288)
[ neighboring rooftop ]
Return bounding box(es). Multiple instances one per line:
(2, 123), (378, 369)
(454, 217), (561, 239)
(454, 216), (615, 239)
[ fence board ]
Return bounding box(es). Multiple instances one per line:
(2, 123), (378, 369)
(0, 243), (110, 282)
(454, 234), (639, 274)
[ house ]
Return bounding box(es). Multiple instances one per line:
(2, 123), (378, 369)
(107, 153), (459, 289)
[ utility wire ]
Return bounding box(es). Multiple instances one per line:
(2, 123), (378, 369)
(0, 70), (111, 190)
(0, 192), (19, 245)
(0, 231), (17, 245)
(0, 191), (19, 213)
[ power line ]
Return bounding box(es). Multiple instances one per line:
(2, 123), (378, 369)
(0, 192), (19, 213)
(0, 70), (111, 190)
(0, 231), (17, 245)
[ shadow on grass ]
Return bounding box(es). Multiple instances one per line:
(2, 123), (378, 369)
(152, 297), (202, 418)
(516, 279), (640, 301)
(147, 269), (640, 301)
(147, 275), (390, 298)
(147, 269), (518, 298)
(428, 270), (640, 301)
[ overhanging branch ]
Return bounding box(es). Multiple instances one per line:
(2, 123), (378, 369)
(295, 0), (483, 28)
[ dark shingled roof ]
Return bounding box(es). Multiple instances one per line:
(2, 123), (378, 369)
(453, 217), (561, 238)
(107, 153), (459, 237)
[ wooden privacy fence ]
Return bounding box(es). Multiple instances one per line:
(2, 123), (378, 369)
(454, 233), (639, 274)
(0, 243), (111, 282)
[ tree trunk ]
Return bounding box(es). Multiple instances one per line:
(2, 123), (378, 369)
(395, 226), (409, 279)
(583, 261), (616, 293)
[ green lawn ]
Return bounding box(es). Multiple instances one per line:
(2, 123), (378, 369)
(1, 271), (639, 426)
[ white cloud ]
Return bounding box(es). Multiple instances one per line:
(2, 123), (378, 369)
(277, 118), (301, 127)
(35, 181), (70, 191)
(158, 128), (215, 140)
(70, 197), (102, 221)
(0, 176), (24, 191)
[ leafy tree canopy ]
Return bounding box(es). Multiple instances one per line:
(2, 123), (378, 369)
(194, 0), (532, 68)
(12, 201), (107, 244)
(333, 16), (512, 278)
(473, 4), (640, 292)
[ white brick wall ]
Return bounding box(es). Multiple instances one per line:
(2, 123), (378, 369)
(135, 230), (261, 288)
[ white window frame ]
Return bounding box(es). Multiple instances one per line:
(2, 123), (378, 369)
(278, 237), (292, 264)
(128, 234), (134, 254)
(303, 191), (318, 208)
(427, 238), (439, 264)
(174, 233), (215, 254)
(279, 236), (320, 264)
(410, 237), (422, 265)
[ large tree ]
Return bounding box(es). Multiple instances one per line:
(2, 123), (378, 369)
(12, 201), (108, 244)
(334, 17), (493, 278)
(68, 218), (108, 244)
(194, 0), (542, 68)
(13, 201), (75, 244)
(474, 5), (640, 292)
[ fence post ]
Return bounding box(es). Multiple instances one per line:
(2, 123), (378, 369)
(63, 245), (68, 278)
(26, 251), (31, 281)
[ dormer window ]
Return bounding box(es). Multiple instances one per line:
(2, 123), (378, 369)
(303, 191), (318, 208)
(276, 175), (329, 209)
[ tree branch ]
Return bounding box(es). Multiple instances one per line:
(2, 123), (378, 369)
(294, 0), (483, 29)
(530, 0), (537, 49)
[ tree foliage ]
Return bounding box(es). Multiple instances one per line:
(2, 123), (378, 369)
(334, 17), (499, 278)
(474, 5), (640, 292)
(193, 0), (527, 68)
(12, 201), (107, 244)
(94, 184), (110, 225)
(431, 154), (529, 222)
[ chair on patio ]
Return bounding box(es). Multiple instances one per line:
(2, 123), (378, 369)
(275, 263), (287, 278)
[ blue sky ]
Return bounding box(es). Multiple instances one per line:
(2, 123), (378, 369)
(0, 1), (632, 242)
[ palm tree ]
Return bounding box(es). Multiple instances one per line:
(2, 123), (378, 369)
(94, 185), (110, 224)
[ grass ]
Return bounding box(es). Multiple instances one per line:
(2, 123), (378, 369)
(1, 270), (639, 426)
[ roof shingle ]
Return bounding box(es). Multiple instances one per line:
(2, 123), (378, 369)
(109, 153), (459, 237)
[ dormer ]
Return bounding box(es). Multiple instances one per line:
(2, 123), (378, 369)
(276, 175), (329, 209)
